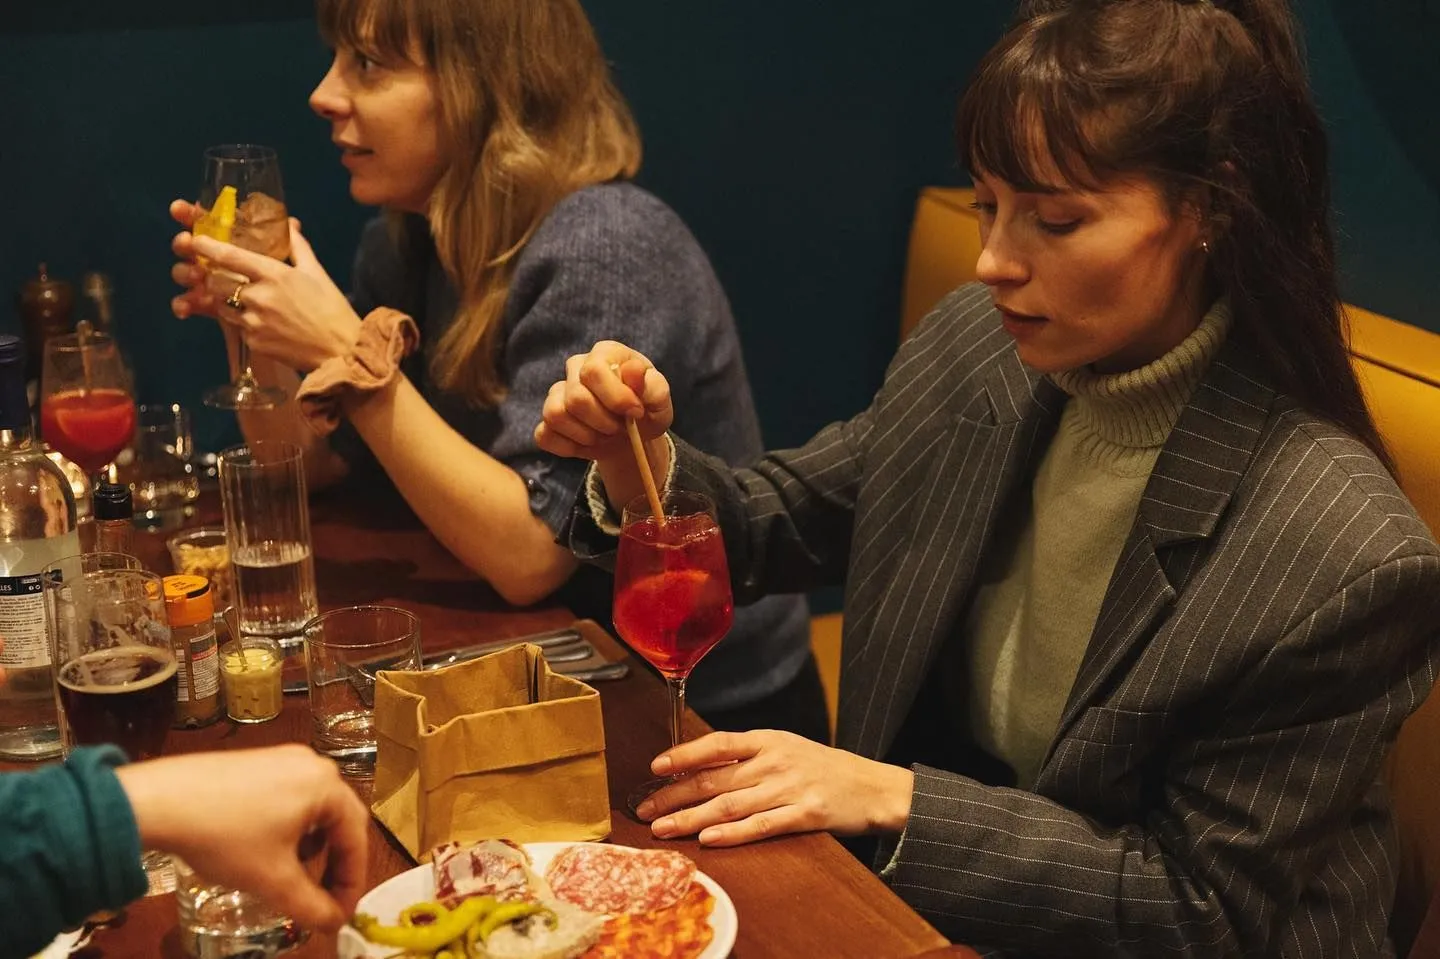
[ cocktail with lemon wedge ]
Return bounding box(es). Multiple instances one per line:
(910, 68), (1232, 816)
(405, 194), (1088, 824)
(195, 144), (290, 410)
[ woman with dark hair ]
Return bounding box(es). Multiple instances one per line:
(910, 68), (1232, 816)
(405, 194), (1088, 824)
(167, 0), (825, 740)
(536, 0), (1440, 953)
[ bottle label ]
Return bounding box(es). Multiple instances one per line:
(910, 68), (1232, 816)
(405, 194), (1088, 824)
(0, 574), (50, 670)
(190, 641), (219, 701)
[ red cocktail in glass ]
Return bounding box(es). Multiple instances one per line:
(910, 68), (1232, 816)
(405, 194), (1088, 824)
(40, 388), (136, 474)
(613, 489), (733, 815)
(39, 331), (137, 505)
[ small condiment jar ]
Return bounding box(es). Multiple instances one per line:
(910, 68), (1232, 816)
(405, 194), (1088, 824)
(163, 575), (223, 728)
(220, 635), (283, 724)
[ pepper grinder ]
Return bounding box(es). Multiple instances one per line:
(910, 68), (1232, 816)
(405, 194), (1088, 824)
(17, 263), (75, 389)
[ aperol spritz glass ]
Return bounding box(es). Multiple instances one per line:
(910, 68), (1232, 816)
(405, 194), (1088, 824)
(39, 331), (136, 502)
(612, 489), (733, 815)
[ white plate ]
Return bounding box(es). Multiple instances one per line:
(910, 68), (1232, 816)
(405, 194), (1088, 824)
(337, 841), (737, 959)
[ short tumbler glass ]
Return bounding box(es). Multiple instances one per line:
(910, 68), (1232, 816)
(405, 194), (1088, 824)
(303, 605), (421, 777)
(174, 855), (305, 959)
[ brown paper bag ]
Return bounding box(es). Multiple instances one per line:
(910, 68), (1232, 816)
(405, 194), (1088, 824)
(370, 641), (611, 862)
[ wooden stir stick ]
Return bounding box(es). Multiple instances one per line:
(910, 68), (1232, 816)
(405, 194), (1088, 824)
(612, 362), (666, 528)
(74, 319), (96, 396)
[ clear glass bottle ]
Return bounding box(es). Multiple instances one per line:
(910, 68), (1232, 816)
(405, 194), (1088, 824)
(93, 482), (135, 555)
(0, 334), (80, 760)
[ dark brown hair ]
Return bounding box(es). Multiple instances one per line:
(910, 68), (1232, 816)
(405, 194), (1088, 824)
(956, 0), (1392, 472)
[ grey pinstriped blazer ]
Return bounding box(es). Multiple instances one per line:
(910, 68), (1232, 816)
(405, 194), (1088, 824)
(572, 283), (1440, 956)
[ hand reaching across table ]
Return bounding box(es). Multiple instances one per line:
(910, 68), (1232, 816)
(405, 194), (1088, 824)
(117, 744), (369, 930)
(0, 742), (369, 956)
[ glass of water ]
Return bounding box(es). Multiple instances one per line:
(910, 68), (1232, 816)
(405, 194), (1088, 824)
(173, 855), (305, 958)
(303, 605), (421, 778)
(127, 403), (201, 530)
(217, 441), (317, 648)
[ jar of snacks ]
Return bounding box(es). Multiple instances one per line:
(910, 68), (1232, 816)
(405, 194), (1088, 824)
(166, 526), (232, 612)
(162, 574), (222, 728)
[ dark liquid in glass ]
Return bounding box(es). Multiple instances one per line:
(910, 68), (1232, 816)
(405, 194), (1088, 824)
(58, 646), (176, 760)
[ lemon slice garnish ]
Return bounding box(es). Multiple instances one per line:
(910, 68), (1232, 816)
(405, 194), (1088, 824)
(194, 185), (237, 249)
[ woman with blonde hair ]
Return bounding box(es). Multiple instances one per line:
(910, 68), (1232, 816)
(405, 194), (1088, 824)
(168, 0), (825, 739)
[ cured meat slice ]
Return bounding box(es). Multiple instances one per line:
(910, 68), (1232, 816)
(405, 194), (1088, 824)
(585, 882), (716, 959)
(545, 845), (695, 915)
(432, 839), (534, 906)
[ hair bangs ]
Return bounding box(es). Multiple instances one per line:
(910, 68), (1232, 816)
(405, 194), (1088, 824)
(316, 0), (426, 66)
(956, 22), (1117, 194)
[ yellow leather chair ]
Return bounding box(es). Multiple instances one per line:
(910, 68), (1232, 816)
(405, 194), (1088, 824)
(1351, 313), (1440, 953)
(807, 185), (1440, 952)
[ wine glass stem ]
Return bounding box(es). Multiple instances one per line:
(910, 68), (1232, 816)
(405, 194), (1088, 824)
(666, 676), (687, 749)
(235, 339), (259, 388)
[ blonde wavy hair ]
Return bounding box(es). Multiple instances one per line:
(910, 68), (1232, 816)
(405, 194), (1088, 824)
(317, 0), (642, 405)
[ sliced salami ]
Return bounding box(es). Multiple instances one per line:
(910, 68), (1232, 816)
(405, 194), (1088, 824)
(431, 838), (534, 907)
(545, 844), (696, 915)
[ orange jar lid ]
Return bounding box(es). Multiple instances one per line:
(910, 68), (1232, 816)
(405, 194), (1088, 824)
(163, 574), (214, 628)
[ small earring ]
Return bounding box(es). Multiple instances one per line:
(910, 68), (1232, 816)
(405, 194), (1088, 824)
(1201, 239), (1211, 255)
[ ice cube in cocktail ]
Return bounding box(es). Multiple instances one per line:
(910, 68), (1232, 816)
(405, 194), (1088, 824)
(231, 191), (291, 262)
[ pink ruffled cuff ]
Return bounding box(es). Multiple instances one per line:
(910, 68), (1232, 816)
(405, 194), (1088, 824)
(296, 307), (420, 437)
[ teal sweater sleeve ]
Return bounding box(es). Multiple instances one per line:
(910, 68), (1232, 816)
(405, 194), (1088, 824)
(0, 746), (147, 957)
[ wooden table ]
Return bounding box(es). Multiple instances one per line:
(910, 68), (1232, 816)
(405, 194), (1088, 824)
(19, 486), (968, 958)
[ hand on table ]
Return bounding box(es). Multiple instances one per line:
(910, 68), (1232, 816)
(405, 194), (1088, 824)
(634, 730), (915, 847)
(168, 199), (362, 372)
(116, 744), (369, 931)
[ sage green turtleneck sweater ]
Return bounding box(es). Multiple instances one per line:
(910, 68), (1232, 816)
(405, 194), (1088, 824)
(961, 302), (1232, 789)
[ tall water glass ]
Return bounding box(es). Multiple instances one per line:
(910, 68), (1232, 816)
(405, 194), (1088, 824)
(217, 441), (316, 646)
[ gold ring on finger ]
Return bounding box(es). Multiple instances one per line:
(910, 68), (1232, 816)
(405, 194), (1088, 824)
(225, 279), (250, 311)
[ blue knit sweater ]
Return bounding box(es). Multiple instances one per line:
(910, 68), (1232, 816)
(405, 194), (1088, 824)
(344, 183), (811, 711)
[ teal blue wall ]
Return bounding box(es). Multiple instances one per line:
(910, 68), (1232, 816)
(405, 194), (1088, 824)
(1302, 0), (1440, 329)
(2, 1), (1435, 462)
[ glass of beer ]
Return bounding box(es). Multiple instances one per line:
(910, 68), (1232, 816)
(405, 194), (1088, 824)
(44, 558), (175, 877)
